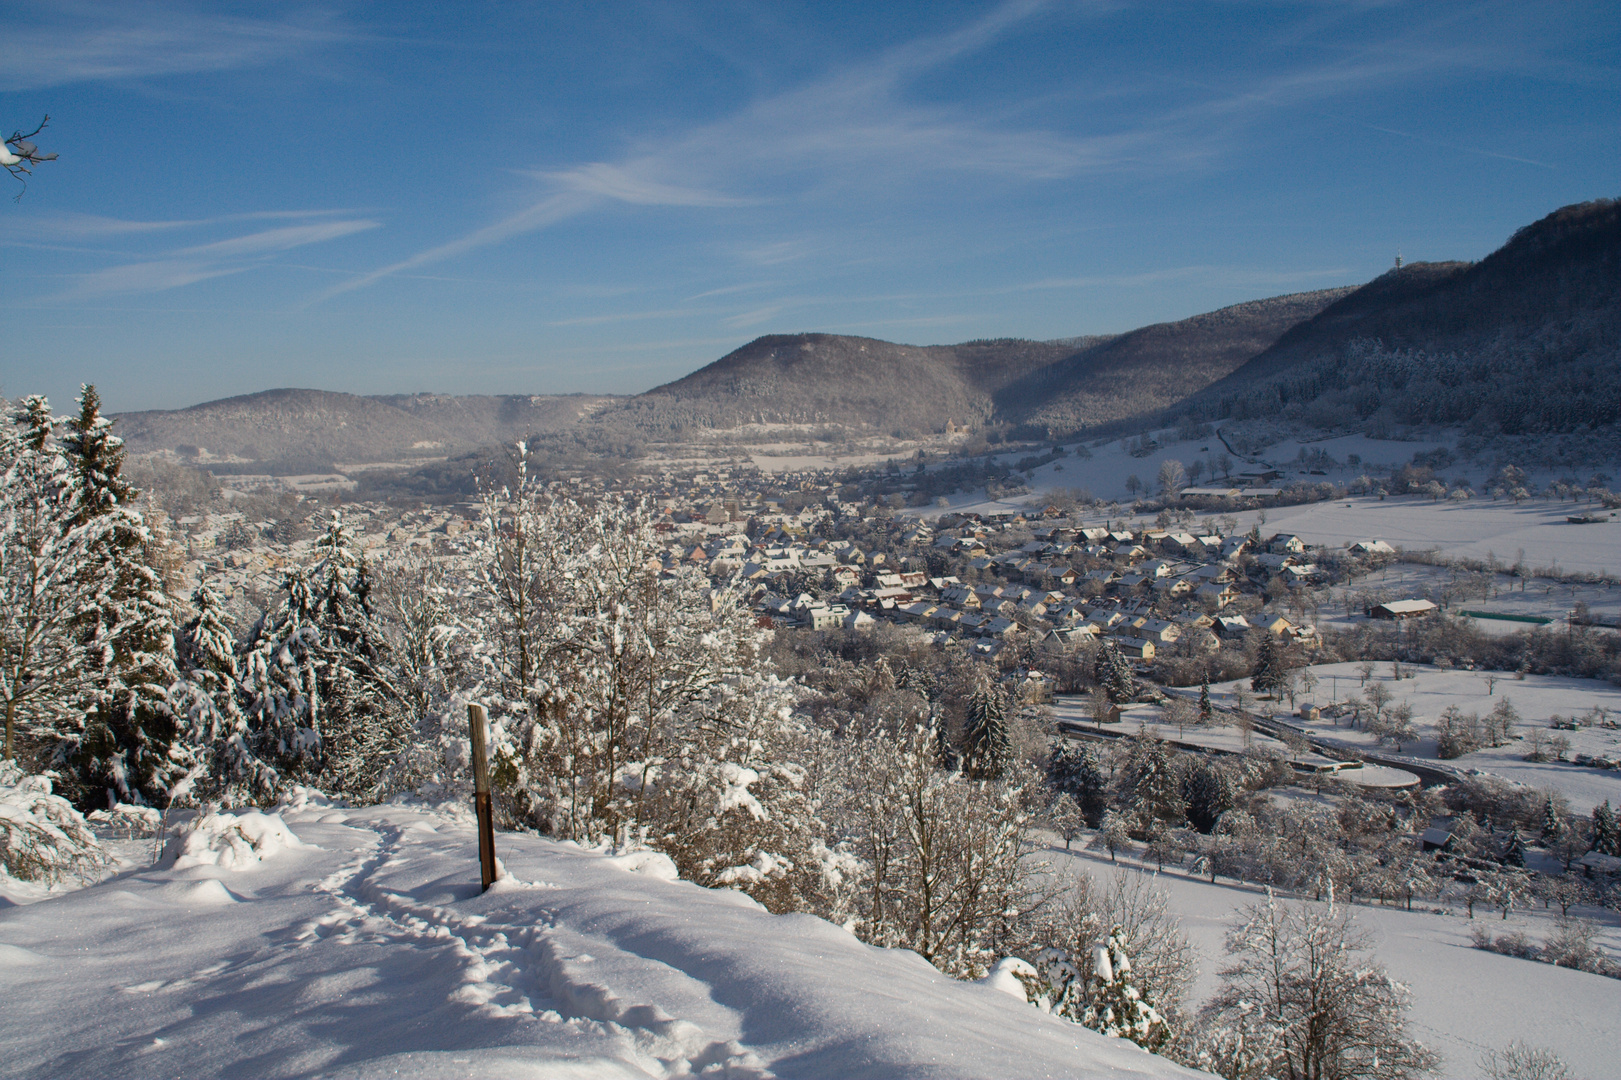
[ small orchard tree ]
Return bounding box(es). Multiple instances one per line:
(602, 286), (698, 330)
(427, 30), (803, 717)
(1157, 459), (1186, 499)
(1199, 894), (1439, 1080)
(1479, 1041), (1574, 1080)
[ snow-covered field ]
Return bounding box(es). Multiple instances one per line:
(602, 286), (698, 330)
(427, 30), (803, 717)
(1219, 498), (1621, 577)
(0, 799), (1196, 1080)
(920, 425), (1620, 577)
(1210, 664), (1621, 813)
(1046, 846), (1621, 1080)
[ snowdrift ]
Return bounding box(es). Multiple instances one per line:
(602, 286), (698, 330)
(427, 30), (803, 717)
(0, 800), (1200, 1079)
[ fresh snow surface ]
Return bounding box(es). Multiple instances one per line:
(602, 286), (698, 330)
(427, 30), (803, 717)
(0, 801), (1199, 1080)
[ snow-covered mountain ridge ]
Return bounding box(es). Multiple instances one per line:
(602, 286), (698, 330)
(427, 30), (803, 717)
(0, 799), (1200, 1079)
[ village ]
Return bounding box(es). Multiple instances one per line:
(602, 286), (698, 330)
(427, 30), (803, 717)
(168, 456), (1452, 678)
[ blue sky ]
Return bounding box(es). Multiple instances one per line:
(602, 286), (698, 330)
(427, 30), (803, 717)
(2, 1), (1615, 412)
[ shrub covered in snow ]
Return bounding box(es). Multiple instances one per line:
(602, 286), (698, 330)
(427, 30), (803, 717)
(162, 808), (305, 871)
(0, 763), (109, 885)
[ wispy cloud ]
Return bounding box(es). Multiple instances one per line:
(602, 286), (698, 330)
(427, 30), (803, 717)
(723, 307), (784, 329)
(537, 163), (756, 207)
(324, 0), (1543, 303)
(175, 220), (379, 259)
(316, 191), (597, 300)
(53, 213), (379, 299)
(59, 259), (246, 298)
(323, 0), (1091, 297)
(7, 209), (365, 242)
(0, 3), (350, 90)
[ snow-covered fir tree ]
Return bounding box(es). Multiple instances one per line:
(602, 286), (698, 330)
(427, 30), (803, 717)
(171, 582), (279, 805)
(1250, 633), (1290, 699)
(1122, 732), (1185, 835)
(1499, 829), (1526, 868)
(1095, 638), (1134, 704)
(1048, 739), (1108, 825)
(0, 398), (115, 770)
(961, 679), (1012, 780)
(1198, 673), (1212, 723)
(1183, 756), (1237, 833)
(1591, 800), (1619, 857)
(56, 386), (185, 807)
(1081, 926), (1171, 1050)
(242, 512), (401, 799)
(1539, 795), (1564, 844)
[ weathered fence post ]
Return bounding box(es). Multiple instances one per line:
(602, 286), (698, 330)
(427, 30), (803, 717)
(468, 702), (498, 892)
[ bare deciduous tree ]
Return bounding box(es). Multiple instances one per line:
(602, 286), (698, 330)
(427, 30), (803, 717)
(3, 117), (58, 199)
(1198, 894), (1439, 1080)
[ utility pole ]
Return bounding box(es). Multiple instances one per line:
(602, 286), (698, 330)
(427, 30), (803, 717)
(468, 703), (498, 891)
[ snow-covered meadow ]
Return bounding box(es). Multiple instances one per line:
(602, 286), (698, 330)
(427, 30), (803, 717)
(0, 798), (1198, 1080)
(1043, 845), (1621, 1080)
(1208, 663), (1621, 813)
(921, 425), (1621, 577)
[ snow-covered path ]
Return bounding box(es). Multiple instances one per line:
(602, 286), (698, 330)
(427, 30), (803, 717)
(0, 802), (1196, 1079)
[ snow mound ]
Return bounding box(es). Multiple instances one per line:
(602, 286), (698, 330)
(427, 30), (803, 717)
(600, 848), (680, 881)
(164, 810), (306, 871)
(0, 764), (108, 887)
(981, 955), (1039, 1000)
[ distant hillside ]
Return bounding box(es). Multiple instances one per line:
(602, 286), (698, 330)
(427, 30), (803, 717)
(993, 288), (1354, 435)
(115, 389), (617, 470)
(599, 334), (1076, 437)
(1191, 198), (1621, 435)
(113, 199), (1619, 462)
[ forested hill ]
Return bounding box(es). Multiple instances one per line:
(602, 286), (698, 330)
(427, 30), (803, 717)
(599, 334), (1081, 437)
(992, 289), (1354, 436)
(115, 389), (617, 470)
(113, 199), (1619, 457)
(1187, 198), (1621, 435)
(589, 289), (1352, 440)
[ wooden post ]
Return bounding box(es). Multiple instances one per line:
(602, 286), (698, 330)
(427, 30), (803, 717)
(468, 702), (498, 892)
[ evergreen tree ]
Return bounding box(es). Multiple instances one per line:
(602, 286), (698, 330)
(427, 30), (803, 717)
(13, 395), (56, 452)
(1539, 795), (1564, 845)
(1122, 733), (1185, 834)
(1048, 739), (1108, 825)
(243, 511), (402, 799)
(0, 397), (114, 769)
(1198, 673), (1212, 724)
(58, 385), (185, 807)
(1095, 638), (1134, 704)
(172, 583), (279, 805)
(961, 680), (1012, 780)
(1081, 926), (1170, 1051)
(1183, 756), (1238, 833)
(1499, 829), (1526, 868)
(1250, 632), (1290, 698)
(1591, 800), (1620, 857)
